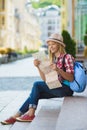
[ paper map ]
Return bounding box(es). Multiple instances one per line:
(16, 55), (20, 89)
(32, 51), (62, 89)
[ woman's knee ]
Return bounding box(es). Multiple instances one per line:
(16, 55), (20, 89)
(33, 81), (39, 88)
(32, 81), (46, 90)
(32, 81), (40, 91)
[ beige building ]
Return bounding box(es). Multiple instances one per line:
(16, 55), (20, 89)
(13, 0), (41, 50)
(61, 0), (68, 32)
(0, 0), (15, 48)
(0, 0), (41, 51)
(61, 0), (76, 37)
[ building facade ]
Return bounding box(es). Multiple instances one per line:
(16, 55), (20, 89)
(0, 0), (15, 48)
(35, 5), (61, 45)
(0, 0), (41, 51)
(61, 0), (68, 32)
(61, 0), (76, 38)
(61, 0), (87, 43)
(75, 0), (87, 42)
(13, 0), (41, 50)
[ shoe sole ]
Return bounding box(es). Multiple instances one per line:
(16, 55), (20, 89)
(16, 118), (32, 122)
(1, 121), (11, 125)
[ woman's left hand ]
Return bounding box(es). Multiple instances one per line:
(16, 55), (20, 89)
(50, 63), (58, 71)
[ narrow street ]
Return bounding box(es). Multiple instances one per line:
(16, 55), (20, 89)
(0, 57), (41, 91)
(0, 57), (39, 77)
(0, 57), (43, 129)
(0, 57), (63, 130)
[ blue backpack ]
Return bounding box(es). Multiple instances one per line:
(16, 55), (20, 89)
(63, 55), (86, 93)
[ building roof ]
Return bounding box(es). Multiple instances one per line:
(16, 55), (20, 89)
(36, 5), (60, 17)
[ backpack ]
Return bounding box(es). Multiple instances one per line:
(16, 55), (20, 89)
(62, 54), (86, 93)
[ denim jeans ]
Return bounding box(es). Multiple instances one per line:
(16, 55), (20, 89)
(19, 81), (73, 114)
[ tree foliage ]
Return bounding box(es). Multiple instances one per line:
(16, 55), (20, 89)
(62, 30), (76, 57)
(31, 0), (61, 8)
(84, 24), (87, 46)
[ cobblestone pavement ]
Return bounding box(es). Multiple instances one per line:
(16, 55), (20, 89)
(0, 57), (41, 91)
(0, 57), (39, 77)
(0, 57), (87, 130)
(0, 58), (61, 110)
(0, 57), (43, 123)
(0, 77), (41, 91)
(0, 57), (87, 91)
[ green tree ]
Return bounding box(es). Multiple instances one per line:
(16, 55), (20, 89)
(84, 25), (87, 46)
(62, 30), (76, 57)
(31, 0), (61, 9)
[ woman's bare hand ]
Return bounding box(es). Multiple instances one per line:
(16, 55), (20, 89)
(33, 59), (40, 67)
(50, 63), (58, 71)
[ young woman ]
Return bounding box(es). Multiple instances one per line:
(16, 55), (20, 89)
(1, 33), (75, 125)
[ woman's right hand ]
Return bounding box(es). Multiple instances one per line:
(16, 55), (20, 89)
(33, 59), (40, 68)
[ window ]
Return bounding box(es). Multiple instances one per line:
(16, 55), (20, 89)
(62, 0), (65, 5)
(48, 32), (51, 37)
(48, 20), (53, 24)
(2, 0), (5, 10)
(2, 16), (5, 25)
(48, 26), (52, 30)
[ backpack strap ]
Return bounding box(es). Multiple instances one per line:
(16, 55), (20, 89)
(62, 54), (70, 86)
(62, 54), (67, 72)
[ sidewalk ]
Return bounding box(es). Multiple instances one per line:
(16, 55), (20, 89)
(0, 77), (41, 91)
(0, 57), (39, 77)
(0, 57), (87, 130)
(0, 57), (63, 130)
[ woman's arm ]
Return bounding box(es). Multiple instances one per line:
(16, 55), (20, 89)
(50, 63), (74, 82)
(33, 59), (46, 81)
(56, 68), (74, 82)
(37, 66), (46, 81)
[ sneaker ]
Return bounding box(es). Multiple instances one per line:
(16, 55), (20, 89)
(1, 117), (16, 125)
(16, 114), (35, 122)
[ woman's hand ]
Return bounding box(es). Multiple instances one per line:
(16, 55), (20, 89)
(50, 63), (58, 71)
(33, 59), (40, 68)
(34, 59), (45, 81)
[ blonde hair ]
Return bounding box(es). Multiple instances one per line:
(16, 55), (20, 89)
(48, 42), (66, 63)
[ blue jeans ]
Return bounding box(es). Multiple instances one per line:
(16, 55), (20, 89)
(19, 81), (73, 114)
